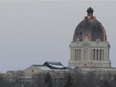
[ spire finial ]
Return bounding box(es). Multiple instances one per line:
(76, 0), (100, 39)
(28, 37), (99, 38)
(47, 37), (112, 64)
(87, 7), (94, 16)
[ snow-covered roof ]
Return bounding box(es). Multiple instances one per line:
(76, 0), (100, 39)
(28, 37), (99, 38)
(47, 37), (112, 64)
(33, 65), (51, 71)
(48, 63), (64, 68)
(44, 62), (65, 69)
(6, 71), (16, 76)
(37, 66), (51, 71)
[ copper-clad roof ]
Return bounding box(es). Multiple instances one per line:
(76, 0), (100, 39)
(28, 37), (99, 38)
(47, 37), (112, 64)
(73, 7), (107, 42)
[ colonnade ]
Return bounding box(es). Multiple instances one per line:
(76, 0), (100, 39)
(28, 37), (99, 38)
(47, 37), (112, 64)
(92, 49), (104, 61)
(74, 49), (105, 61)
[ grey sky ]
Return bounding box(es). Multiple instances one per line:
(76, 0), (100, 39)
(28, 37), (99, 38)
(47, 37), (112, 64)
(0, 1), (116, 72)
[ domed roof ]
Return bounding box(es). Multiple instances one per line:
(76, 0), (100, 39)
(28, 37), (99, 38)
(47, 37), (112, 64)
(73, 7), (107, 41)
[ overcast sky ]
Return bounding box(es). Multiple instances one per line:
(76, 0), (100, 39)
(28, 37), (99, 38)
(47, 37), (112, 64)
(0, 0), (116, 72)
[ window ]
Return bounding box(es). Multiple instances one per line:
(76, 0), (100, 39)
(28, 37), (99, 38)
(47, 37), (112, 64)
(75, 49), (81, 60)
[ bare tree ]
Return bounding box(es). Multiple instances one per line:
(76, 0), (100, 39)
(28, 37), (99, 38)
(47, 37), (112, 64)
(64, 73), (73, 87)
(32, 73), (45, 87)
(101, 79), (111, 87)
(44, 72), (52, 87)
(73, 72), (84, 87)
(111, 74), (116, 87)
(0, 74), (13, 87)
(14, 71), (24, 87)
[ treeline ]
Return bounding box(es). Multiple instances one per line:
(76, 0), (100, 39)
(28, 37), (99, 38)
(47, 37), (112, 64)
(1, 71), (116, 87)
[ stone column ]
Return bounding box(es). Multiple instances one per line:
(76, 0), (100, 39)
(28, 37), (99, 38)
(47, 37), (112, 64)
(70, 48), (73, 60)
(76, 50), (78, 60)
(81, 48), (84, 61)
(98, 49), (100, 61)
(75, 50), (77, 60)
(102, 50), (104, 60)
(91, 49), (93, 60)
(95, 49), (97, 60)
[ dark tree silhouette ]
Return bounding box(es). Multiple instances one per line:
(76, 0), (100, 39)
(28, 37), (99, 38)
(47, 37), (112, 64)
(100, 79), (111, 87)
(14, 71), (24, 87)
(32, 73), (45, 87)
(0, 74), (11, 87)
(44, 72), (52, 87)
(64, 73), (73, 87)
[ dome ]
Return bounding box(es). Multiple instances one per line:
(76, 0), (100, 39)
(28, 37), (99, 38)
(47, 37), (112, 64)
(73, 7), (107, 41)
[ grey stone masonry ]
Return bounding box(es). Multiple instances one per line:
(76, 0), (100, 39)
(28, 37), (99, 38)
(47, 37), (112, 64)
(69, 37), (111, 68)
